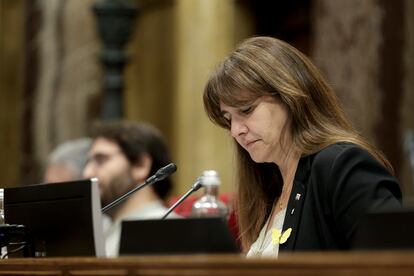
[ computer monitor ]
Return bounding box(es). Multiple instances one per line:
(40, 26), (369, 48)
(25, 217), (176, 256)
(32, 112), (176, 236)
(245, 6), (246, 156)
(351, 207), (414, 250)
(4, 179), (105, 257)
(119, 217), (240, 255)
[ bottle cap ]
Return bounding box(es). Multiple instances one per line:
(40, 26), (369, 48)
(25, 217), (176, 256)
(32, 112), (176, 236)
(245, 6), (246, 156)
(201, 170), (220, 186)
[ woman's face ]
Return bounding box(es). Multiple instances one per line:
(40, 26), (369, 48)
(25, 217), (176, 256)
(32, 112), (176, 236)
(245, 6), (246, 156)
(220, 94), (291, 164)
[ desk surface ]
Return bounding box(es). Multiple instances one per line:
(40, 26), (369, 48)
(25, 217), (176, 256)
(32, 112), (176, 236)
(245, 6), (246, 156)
(1, 251), (414, 275)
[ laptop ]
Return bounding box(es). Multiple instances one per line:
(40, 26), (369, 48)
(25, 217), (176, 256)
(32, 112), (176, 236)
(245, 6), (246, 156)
(119, 217), (240, 255)
(351, 207), (414, 250)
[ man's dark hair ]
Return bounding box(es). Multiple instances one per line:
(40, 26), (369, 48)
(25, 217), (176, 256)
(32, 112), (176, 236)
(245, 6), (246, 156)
(90, 120), (173, 200)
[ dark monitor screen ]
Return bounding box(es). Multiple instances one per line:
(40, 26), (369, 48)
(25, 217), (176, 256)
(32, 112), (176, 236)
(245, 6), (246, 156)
(352, 207), (414, 250)
(119, 217), (240, 255)
(4, 179), (105, 257)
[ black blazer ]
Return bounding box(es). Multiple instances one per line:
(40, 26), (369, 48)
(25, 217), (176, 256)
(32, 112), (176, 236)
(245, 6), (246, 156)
(279, 143), (402, 251)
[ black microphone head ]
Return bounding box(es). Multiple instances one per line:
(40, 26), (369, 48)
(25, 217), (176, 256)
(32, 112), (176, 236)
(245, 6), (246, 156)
(155, 163), (177, 180)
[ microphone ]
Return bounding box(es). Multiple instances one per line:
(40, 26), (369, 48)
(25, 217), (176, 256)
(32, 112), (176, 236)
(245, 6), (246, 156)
(146, 163), (177, 183)
(161, 177), (203, 219)
(101, 163), (177, 213)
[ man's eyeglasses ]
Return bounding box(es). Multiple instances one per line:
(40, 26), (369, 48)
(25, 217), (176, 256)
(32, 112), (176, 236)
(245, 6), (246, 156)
(86, 151), (123, 167)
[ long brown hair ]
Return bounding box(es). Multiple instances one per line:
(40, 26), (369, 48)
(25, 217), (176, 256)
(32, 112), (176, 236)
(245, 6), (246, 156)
(203, 36), (393, 250)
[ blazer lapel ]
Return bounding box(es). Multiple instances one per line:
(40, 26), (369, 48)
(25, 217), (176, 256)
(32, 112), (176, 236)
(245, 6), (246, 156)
(279, 155), (310, 251)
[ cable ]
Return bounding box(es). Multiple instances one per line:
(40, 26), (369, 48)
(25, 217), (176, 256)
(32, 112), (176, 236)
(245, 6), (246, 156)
(1, 243), (27, 259)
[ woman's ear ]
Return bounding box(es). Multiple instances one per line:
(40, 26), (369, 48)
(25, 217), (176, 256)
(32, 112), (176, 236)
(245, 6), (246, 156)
(131, 154), (153, 183)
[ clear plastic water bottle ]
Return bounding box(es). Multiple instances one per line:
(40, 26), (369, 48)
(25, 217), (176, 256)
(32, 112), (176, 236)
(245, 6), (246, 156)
(0, 188), (4, 224)
(191, 170), (228, 218)
(0, 188), (6, 258)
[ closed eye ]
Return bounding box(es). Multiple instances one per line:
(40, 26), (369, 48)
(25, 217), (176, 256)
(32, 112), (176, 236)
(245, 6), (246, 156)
(240, 105), (254, 115)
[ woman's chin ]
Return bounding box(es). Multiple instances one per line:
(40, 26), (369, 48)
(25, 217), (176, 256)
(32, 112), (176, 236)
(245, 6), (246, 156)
(249, 153), (265, 163)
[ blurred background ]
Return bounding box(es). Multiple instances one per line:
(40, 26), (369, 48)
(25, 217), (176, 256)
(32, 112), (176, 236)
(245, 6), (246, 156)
(1, 0), (414, 201)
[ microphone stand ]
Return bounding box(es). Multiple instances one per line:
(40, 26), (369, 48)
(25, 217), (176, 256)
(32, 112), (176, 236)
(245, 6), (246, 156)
(102, 177), (158, 213)
(102, 163), (176, 213)
(161, 179), (203, 220)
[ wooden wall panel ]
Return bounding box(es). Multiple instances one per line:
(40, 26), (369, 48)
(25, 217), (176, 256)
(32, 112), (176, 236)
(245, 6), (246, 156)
(312, 0), (383, 143)
(312, 0), (414, 197)
(33, 0), (101, 172)
(401, 0), (414, 198)
(0, 0), (24, 187)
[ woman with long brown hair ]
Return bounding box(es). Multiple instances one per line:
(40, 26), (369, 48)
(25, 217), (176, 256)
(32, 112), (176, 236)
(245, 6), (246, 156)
(203, 36), (401, 257)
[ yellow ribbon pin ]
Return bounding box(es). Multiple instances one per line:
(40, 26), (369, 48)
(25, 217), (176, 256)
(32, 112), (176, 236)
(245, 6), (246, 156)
(271, 228), (292, 245)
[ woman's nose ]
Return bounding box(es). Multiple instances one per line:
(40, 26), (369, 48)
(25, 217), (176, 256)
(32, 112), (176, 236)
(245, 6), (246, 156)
(230, 118), (247, 138)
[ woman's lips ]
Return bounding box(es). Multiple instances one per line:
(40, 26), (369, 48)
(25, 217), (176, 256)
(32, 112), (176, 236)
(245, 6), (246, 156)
(245, 139), (259, 148)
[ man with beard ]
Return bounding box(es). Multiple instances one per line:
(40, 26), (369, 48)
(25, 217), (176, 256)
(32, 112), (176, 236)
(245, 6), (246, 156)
(83, 120), (176, 256)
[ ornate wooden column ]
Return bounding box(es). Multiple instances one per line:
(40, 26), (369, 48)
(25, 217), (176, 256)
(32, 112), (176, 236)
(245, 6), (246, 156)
(92, 0), (137, 119)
